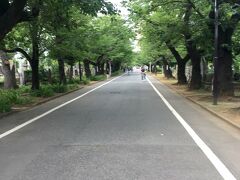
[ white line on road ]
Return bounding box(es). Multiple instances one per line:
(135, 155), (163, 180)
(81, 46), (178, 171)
(146, 77), (236, 180)
(0, 76), (122, 140)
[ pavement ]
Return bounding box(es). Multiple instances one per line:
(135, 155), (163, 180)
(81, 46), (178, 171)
(0, 72), (240, 180)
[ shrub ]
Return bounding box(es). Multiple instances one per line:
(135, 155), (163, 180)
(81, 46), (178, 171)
(111, 71), (121, 77)
(81, 78), (90, 85)
(30, 86), (54, 97)
(0, 89), (19, 104)
(52, 84), (68, 93)
(0, 96), (11, 113)
(79, 76), (90, 85)
(90, 75), (106, 81)
(68, 84), (79, 90)
(17, 86), (31, 94)
(15, 96), (33, 105)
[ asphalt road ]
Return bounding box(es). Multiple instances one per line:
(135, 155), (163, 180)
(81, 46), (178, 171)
(0, 73), (240, 180)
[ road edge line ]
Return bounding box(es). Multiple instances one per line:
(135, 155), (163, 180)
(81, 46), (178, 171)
(149, 74), (240, 130)
(146, 77), (236, 180)
(0, 75), (122, 140)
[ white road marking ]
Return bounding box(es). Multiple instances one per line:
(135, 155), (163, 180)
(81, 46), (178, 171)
(0, 76), (122, 140)
(146, 77), (236, 180)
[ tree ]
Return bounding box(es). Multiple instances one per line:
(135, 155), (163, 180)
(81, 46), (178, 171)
(0, 0), (39, 41)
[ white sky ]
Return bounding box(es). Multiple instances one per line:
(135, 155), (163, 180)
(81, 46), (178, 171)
(107, 0), (141, 52)
(107, 0), (129, 18)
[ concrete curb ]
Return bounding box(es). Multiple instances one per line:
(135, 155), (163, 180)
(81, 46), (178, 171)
(150, 74), (240, 130)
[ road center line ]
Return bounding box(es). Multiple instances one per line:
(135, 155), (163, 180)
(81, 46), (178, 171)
(0, 75), (122, 140)
(146, 77), (236, 180)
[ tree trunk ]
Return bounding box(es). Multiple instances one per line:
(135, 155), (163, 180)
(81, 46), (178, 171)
(30, 59), (39, 90)
(96, 55), (104, 75)
(69, 64), (73, 81)
(166, 42), (189, 84)
(109, 61), (112, 77)
(217, 28), (234, 96)
(154, 63), (157, 75)
(48, 69), (52, 84)
(100, 63), (105, 74)
(177, 60), (187, 84)
(58, 58), (66, 85)
(0, 50), (17, 89)
(83, 59), (91, 78)
(185, 35), (202, 89)
(183, 4), (202, 89)
(30, 20), (40, 90)
(78, 60), (82, 81)
(189, 56), (202, 89)
(161, 57), (173, 79)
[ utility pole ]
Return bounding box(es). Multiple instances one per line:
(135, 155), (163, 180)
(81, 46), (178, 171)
(213, 0), (219, 105)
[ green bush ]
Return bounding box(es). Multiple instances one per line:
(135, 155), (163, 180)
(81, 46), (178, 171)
(0, 89), (32, 112)
(79, 76), (90, 85)
(111, 71), (121, 77)
(30, 86), (54, 97)
(68, 79), (75, 84)
(0, 89), (19, 104)
(73, 78), (80, 84)
(0, 96), (11, 113)
(15, 96), (33, 105)
(90, 75), (106, 81)
(68, 84), (79, 90)
(81, 78), (90, 85)
(17, 86), (31, 94)
(52, 84), (68, 93)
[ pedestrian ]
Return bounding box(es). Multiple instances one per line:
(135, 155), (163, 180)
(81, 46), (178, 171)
(127, 67), (131, 75)
(141, 67), (146, 80)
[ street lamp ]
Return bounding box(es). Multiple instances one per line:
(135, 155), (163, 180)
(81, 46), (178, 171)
(212, 0), (219, 105)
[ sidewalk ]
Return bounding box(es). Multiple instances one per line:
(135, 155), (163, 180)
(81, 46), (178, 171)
(151, 74), (240, 129)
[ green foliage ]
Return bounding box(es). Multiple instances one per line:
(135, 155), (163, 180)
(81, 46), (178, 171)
(0, 96), (11, 113)
(30, 86), (54, 97)
(111, 71), (122, 77)
(15, 96), (33, 105)
(51, 84), (68, 93)
(17, 86), (32, 94)
(68, 78), (80, 84)
(67, 84), (79, 90)
(80, 76), (90, 85)
(90, 75), (107, 81)
(0, 90), (19, 105)
(0, 89), (32, 112)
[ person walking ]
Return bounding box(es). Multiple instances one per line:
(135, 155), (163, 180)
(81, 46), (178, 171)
(141, 67), (146, 80)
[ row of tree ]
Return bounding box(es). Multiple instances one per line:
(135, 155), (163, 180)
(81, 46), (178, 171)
(127, 0), (240, 96)
(0, 0), (134, 90)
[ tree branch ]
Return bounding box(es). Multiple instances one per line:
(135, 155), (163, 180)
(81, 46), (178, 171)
(0, 0), (27, 41)
(187, 0), (205, 19)
(2, 47), (32, 63)
(165, 41), (183, 63)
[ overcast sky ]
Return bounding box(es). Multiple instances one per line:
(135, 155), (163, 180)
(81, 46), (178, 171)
(107, 0), (140, 52)
(107, 0), (129, 18)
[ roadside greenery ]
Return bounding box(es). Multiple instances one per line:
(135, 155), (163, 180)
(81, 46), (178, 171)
(0, 73), (111, 113)
(126, 0), (240, 96)
(0, 0), (133, 90)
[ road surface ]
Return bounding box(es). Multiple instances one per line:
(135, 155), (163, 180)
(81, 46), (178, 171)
(0, 73), (240, 180)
